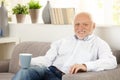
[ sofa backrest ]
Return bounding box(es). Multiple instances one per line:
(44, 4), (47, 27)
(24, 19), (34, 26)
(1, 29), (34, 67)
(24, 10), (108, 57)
(9, 41), (51, 73)
(9, 41), (120, 73)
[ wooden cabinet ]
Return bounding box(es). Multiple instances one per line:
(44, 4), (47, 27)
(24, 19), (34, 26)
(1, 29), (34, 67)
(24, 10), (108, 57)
(0, 37), (19, 60)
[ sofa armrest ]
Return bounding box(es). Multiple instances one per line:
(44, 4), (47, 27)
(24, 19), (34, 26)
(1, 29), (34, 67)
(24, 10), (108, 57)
(62, 64), (120, 80)
(0, 59), (10, 72)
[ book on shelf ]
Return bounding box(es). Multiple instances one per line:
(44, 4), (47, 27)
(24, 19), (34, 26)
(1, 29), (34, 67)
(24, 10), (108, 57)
(50, 8), (75, 24)
(49, 8), (56, 24)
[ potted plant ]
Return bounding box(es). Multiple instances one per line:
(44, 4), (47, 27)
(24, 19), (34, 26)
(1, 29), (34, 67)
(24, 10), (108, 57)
(12, 4), (29, 23)
(28, 0), (42, 23)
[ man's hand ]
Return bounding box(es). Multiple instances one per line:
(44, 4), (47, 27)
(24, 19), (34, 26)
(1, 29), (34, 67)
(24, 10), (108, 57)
(69, 64), (87, 74)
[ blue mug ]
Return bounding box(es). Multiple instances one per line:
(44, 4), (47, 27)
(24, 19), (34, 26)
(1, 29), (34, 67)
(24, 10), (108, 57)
(19, 53), (32, 69)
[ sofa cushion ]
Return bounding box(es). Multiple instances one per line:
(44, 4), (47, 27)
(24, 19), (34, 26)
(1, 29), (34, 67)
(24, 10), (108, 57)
(62, 65), (120, 80)
(9, 41), (50, 73)
(0, 73), (14, 80)
(112, 49), (120, 64)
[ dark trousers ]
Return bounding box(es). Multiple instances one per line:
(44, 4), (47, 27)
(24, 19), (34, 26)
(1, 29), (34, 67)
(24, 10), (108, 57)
(44, 66), (64, 80)
(12, 65), (64, 80)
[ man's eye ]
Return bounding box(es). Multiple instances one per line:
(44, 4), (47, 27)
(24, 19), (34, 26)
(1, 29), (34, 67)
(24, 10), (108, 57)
(75, 23), (80, 26)
(83, 23), (88, 26)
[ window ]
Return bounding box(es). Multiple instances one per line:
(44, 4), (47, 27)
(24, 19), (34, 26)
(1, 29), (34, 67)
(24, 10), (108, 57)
(1, 0), (120, 25)
(79, 0), (120, 25)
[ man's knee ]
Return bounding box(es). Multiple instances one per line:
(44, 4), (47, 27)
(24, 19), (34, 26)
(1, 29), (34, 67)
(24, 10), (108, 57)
(29, 65), (47, 74)
(28, 65), (47, 80)
(12, 65), (47, 80)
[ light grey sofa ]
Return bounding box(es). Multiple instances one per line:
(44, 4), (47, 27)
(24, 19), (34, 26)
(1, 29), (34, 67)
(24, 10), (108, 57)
(0, 41), (120, 80)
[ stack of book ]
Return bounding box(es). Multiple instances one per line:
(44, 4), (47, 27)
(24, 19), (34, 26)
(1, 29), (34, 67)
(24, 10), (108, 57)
(50, 8), (75, 24)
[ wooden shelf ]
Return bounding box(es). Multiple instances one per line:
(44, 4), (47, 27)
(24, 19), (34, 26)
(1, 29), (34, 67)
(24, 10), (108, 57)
(0, 37), (19, 44)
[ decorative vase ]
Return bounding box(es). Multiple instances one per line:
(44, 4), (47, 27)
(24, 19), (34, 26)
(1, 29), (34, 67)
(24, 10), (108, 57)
(42, 1), (51, 24)
(0, 1), (9, 37)
(29, 9), (40, 23)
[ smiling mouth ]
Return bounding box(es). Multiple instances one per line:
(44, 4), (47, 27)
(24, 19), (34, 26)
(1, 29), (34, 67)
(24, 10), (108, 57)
(77, 30), (85, 34)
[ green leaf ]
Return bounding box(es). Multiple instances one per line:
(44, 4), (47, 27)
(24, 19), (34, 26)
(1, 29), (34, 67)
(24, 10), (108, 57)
(12, 4), (29, 14)
(28, 0), (42, 9)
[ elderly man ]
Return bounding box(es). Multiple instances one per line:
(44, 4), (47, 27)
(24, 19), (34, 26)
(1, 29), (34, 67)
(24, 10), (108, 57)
(12, 12), (117, 80)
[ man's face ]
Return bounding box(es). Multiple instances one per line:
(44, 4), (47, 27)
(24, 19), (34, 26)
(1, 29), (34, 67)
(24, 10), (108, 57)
(74, 13), (95, 40)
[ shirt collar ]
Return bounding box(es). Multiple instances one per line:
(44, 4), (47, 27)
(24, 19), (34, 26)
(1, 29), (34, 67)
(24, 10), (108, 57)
(74, 34), (94, 41)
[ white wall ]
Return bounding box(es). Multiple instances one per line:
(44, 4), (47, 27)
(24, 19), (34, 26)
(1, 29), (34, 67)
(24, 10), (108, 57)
(9, 24), (74, 42)
(9, 24), (120, 50)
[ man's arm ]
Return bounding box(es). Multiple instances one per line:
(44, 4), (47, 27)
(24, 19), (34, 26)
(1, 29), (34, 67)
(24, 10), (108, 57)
(69, 39), (117, 74)
(31, 40), (61, 67)
(84, 40), (117, 72)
